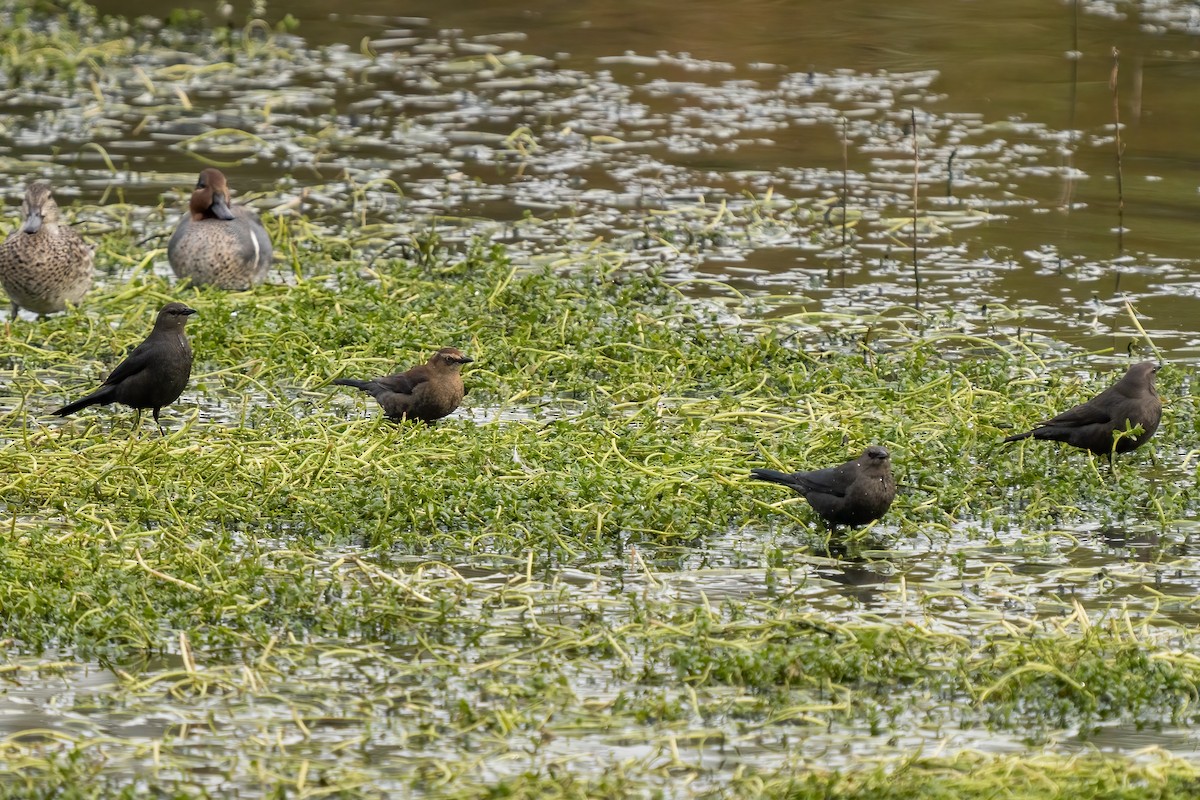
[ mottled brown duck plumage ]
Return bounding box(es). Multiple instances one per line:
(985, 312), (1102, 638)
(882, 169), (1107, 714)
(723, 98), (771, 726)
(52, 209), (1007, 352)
(0, 182), (93, 319)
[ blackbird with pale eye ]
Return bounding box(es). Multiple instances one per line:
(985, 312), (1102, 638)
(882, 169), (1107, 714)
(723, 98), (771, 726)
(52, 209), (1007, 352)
(332, 346), (473, 423)
(53, 302), (197, 435)
(1003, 361), (1161, 463)
(752, 445), (896, 529)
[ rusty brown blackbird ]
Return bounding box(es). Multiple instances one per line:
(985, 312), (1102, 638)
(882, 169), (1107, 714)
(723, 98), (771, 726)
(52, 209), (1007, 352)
(53, 302), (197, 435)
(752, 445), (896, 529)
(1003, 361), (1161, 462)
(332, 346), (472, 423)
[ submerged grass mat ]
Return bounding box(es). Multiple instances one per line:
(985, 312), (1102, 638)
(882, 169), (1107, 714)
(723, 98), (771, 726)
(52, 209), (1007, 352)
(0, 231), (1197, 796)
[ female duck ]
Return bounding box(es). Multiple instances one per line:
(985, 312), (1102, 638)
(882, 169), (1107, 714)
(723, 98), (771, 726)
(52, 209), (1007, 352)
(168, 168), (273, 289)
(0, 182), (93, 319)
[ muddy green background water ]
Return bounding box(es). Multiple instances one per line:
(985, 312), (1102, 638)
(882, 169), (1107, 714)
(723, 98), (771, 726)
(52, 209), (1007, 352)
(76, 0), (1200, 356)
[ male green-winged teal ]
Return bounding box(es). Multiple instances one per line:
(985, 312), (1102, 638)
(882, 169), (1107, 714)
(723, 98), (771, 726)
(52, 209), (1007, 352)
(167, 168), (272, 290)
(0, 182), (93, 320)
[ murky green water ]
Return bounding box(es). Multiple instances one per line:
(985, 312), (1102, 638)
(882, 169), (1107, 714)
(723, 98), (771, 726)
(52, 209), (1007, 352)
(77, 0), (1200, 355)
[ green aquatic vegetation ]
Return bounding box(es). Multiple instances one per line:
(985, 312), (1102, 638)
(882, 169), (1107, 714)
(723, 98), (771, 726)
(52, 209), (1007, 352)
(742, 752), (1200, 800)
(0, 1), (122, 84)
(647, 596), (1200, 734)
(1, 235), (1193, 662)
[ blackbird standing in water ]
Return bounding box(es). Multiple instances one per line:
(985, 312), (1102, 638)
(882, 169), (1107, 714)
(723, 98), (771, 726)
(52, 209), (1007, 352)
(332, 346), (473, 423)
(752, 445), (896, 529)
(1003, 361), (1161, 463)
(53, 302), (197, 435)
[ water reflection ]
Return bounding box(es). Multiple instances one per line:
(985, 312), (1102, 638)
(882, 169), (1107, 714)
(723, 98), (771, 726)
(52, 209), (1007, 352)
(8, 0), (1197, 354)
(6, 511), (1200, 785)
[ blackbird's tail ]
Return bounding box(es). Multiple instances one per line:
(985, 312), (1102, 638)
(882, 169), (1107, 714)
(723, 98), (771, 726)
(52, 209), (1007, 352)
(750, 468), (802, 490)
(332, 378), (370, 391)
(1002, 430), (1034, 443)
(53, 385), (115, 417)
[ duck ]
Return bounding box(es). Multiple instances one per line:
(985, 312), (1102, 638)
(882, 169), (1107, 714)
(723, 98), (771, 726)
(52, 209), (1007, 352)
(0, 182), (93, 320)
(167, 168), (273, 289)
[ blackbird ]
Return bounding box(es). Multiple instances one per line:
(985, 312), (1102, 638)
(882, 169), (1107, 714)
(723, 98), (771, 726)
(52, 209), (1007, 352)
(53, 302), (197, 434)
(1003, 361), (1161, 462)
(332, 347), (472, 423)
(752, 445), (896, 529)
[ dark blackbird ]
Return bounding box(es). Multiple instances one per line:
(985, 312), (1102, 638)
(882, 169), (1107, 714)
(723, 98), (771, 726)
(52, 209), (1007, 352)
(53, 302), (197, 435)
(332, 346), (473, 423)
(1003, 361), (1161, 461)
(752, 445), (896, 529)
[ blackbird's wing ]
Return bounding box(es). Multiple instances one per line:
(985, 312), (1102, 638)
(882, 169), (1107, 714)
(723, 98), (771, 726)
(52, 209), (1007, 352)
(1037, 395), (1114, 428)
(375, 365), (431, 396)
(100, 340), (156, 387)
(789, 463), (853, 498)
